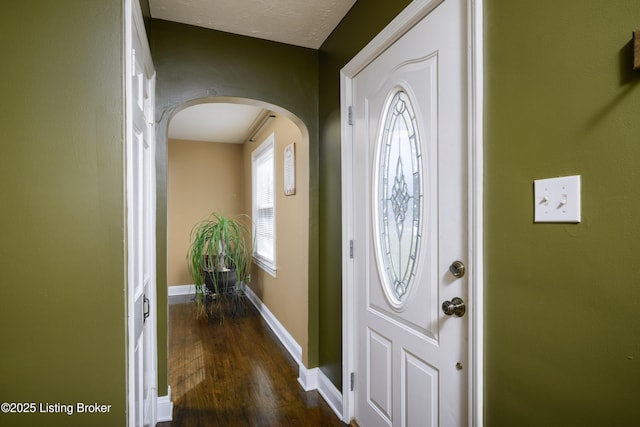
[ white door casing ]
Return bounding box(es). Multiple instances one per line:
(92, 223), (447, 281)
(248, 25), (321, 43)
(341, 0), (483, 425)
(126, 0), (158, 426)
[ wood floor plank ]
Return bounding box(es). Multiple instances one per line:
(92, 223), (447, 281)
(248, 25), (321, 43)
(159, 298), (347, 427)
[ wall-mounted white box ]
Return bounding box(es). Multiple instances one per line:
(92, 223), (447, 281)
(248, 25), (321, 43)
(534, 175), (581, 223)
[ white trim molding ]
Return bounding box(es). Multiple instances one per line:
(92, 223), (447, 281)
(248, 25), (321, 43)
(296, 367), (344, 418)
(125, 0), (158, 425)
(243, 286), (344, 421)
(317, 369), (344, 421)
(243, 286), (303, 372)
(168, 284), (196, 297)
(340, 0), (483, 425)
(156, 387), (174, 422)
(298, 366), (318, 391)
(468, 1), (484, 425)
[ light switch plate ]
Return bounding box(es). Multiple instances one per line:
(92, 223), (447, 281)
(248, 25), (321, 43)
(534, 175), (581, 223)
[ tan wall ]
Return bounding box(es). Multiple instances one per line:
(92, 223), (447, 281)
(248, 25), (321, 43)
(168, 139), (245, 285)
(243, 115), (310, 365)
(167, 114), (309, 365)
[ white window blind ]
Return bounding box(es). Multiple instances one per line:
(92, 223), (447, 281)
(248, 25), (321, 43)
(252, 133), (276, 274)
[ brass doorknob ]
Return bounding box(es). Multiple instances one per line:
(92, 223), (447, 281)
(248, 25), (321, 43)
(449, 260), (465, 278)
(442, 297), (466, 317)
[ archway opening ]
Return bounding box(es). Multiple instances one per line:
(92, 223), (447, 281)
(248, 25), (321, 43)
(166, 96), (312, 365)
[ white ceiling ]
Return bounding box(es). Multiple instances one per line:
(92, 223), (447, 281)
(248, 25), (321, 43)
(169, 103), (267, 144)
(154, 0), (356, 143)
(149, 0), (357, 49)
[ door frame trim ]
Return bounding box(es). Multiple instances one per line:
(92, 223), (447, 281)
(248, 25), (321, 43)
(125, 0), (159, 425)
(339, 0), (483, 425)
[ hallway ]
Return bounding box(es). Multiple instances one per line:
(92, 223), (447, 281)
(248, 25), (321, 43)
(159, 297), (347, 426)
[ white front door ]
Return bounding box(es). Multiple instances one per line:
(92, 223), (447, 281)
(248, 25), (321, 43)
(350, 0), (468, 425)
(126, 1), (157, 426)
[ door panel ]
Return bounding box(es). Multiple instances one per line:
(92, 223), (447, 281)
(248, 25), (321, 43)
(352, 0), (467, 426)
(368, 329), (392, 423)
(127, 0), (156, 425)
(366, 53), (440, 344)
(403, 351), (438, 427)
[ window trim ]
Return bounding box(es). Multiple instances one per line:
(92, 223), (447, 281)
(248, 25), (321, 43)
(251, 132), (277, 277)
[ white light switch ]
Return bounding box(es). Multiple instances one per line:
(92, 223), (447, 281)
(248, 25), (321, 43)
(534, 175), (581, 223)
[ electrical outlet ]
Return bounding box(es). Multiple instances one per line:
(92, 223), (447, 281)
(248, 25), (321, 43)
(534, 175), (581, 223)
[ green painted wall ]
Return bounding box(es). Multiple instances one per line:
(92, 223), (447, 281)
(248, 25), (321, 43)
(148, 19), (320, 391)
(148, 1), (639, 421)
(319, 0), (640, 418)
(318, 0), (413, 389)
(0, 1), (126, 426)
(485, 0), (640, 425)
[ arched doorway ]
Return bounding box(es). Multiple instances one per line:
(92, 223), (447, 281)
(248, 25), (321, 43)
(165, 96), (312, 374)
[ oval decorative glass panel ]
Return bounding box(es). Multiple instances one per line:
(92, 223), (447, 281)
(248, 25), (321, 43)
(375, 90), (423, 305)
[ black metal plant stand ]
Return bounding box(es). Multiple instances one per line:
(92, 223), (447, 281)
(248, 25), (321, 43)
(203, 269), (246, 322)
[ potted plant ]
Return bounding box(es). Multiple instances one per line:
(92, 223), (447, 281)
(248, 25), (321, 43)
(187, 213), (252, 319)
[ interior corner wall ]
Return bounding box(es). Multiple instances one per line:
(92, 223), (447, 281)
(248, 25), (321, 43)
(149, 19), (319, 393)
(167, 139), (245, 286)
(484, 0), (640, 425)
(0, 1), (126, 426)
(318, 0), (413, 390)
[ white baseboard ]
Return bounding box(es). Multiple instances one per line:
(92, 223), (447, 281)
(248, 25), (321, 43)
(317, 369), (343, 421)
(168, 284), (196, 296)
(156, 386), (173, 422)
(243, 285), (303, 364)
(243, 286), (344, 421)
(298, 366), (318, 391)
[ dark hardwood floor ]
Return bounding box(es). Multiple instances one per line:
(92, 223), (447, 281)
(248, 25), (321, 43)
(158, 296), (348, 427)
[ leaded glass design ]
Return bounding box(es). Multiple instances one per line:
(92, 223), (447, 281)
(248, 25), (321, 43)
(376, 90), (422, 303)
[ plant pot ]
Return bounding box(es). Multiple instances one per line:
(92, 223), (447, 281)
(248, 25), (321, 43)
(204, 268), (237, 294)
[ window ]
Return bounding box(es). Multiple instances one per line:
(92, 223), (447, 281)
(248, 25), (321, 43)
(252, 133), (276, 276)
(375, 90), (422, 305)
